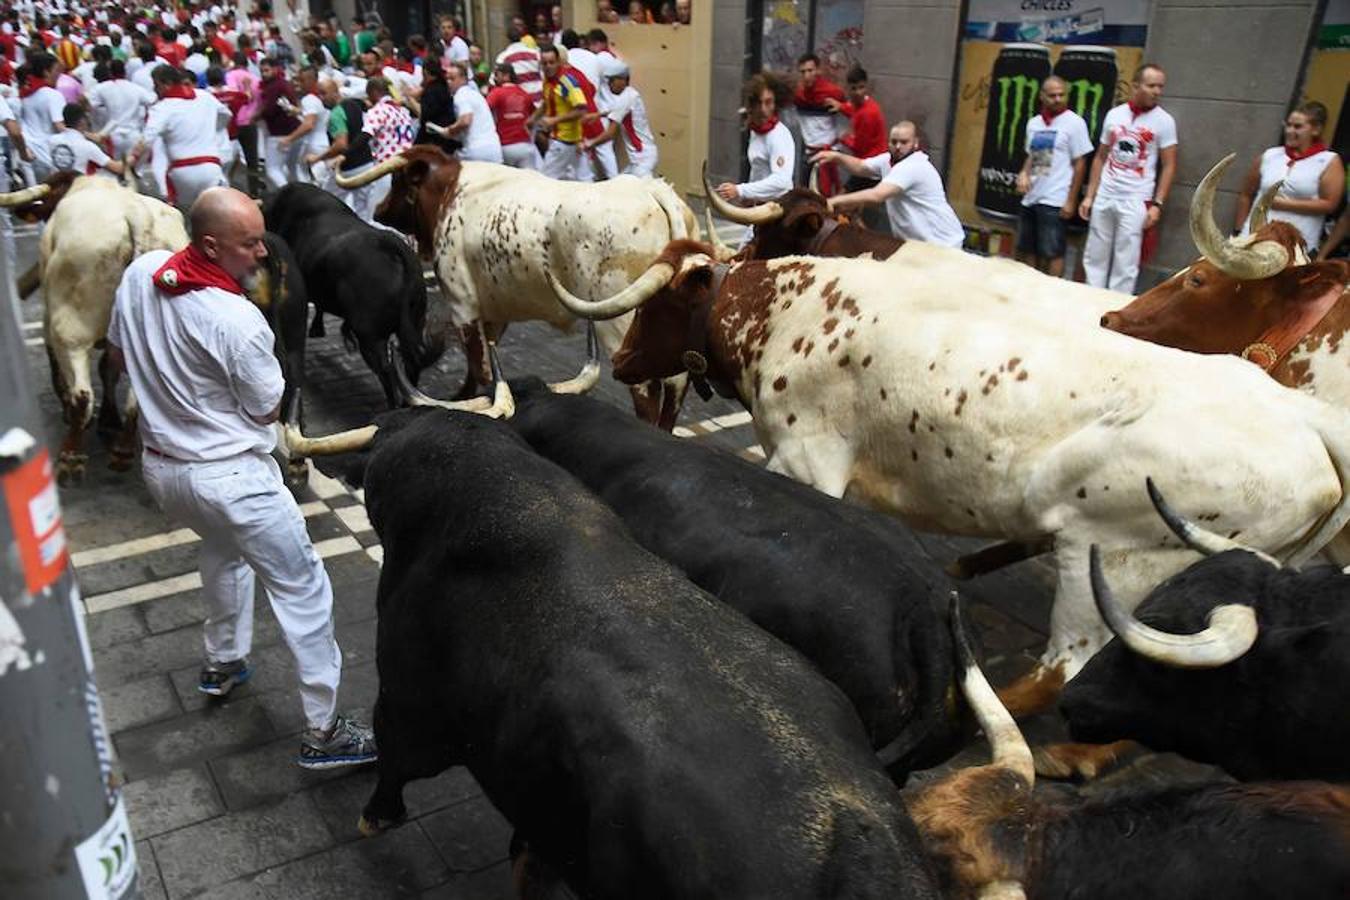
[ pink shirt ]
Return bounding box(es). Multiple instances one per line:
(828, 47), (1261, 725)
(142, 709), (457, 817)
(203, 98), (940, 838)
(225, 68), (258, 127)
(56, 71), (82, 104)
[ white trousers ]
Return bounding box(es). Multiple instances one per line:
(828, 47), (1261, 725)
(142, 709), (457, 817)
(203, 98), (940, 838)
(624, 152), (658, 178)
(459, 143), (504, 164)
(336, 162), (391, 223)
(142, 451), (341, 731)
(541, 139), (580, 180)
(576, 140), (618, 182)
(501, 141), (541, 170)
(263, 133), (304, 191)
(1084, 196), (1148, 294)
(168, 162), (228, 214)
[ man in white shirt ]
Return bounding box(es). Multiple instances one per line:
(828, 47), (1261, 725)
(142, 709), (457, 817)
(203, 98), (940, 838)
(106, 187), (377, 771)
(439, 16), (470, 66)
(19, 50), (66, 180)
(582, 58), (656, 177)
(560, 30), (617, 182)
(284, 65), (329, 183)
(48, 102), (125, 177)
(717, 74), (796, 245)
(442, 60), (502, 163)
(815, 120), (965, 247)
(89, 58), (156, 160)
(1015, 75), (1092, 277)
(130, 67), (230, 212)
(1078, 63), (1179, 293)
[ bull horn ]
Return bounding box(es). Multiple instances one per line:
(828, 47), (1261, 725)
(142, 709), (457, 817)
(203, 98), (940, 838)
(548, 321), (601, 394)
(950, 592), (1034, 785)
(335, 154), (409, 189)
(1146, 477), (1281, 567)
(807, 161), (820, 195)
(703, 205), (737, 262)
(702, 160), (784, 225)
(1190, 154), (1290, 280)
(1090, 544), (1258, 668)
(0, 182), (51, 207)
(1248, 179), (1283, 231)
(285, 422), (378, 457)
(548, 261), (675, 321)
(388, 336), (502, 414)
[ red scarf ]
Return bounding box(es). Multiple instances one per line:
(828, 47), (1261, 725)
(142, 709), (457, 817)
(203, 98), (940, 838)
(19, 73), (46, 97)
(153, 244), (243, 296)
(1286, 142), (1327, 164)
(160, 83), (196, 101)
(1127, 101), (1149, 118)
(1040, 107), (1065, 126)
(793, 77), (844, 110)
(749, 115), (779, 135)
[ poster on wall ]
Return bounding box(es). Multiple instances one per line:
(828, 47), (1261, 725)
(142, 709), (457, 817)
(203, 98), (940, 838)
(1304, 0), (1350, 157)
(950, 0), (1150, 241)
(761, 0), (864, 84)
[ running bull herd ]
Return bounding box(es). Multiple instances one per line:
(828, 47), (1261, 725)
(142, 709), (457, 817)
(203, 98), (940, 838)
(11, 150), (1350, 897)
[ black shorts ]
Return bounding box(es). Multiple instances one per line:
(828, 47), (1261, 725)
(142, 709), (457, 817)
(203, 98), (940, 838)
(1017, 203), (1067, 259)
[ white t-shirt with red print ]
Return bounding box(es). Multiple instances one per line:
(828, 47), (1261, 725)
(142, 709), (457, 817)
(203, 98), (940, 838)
(1095, 102), (1178, 202)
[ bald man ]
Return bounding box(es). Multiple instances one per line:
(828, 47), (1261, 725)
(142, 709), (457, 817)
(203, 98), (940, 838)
(107, 188), (377, 770)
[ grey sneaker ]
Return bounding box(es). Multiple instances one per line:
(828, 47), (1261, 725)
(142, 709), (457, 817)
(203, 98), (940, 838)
(198, 659), (252, 697)
(297, 715), (378, 770)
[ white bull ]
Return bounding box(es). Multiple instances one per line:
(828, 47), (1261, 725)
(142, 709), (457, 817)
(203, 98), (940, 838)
(336, 147), (696, 427)
(14, 176), (188, 482)
(551, 246), (1350, 714)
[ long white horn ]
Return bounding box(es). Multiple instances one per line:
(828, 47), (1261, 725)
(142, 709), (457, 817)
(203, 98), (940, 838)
(950, 592), (1034, 785)
(284, 422), (378, 457)
(1090, 545), (1258, 668)
(388, 336), (497, 413)
(1189, 154), (1290, 280)
(0, 182), (51, 207)
(1248, 179), (1283, 231)
(703, 205), (737, 261)
(1147, 478), (1281, 567)
(702, 160), (784, 225)
(335, 153), (410, 189)
(548, 321), (601, 394)
(548, 262), (675, 321)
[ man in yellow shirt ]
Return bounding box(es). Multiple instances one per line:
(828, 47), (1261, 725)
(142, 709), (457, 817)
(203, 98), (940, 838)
(528, 44), (593, 180)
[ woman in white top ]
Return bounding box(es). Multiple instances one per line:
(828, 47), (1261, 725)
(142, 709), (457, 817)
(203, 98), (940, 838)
(1234, 101), (1344, 254)
(18, 51), (66, 180)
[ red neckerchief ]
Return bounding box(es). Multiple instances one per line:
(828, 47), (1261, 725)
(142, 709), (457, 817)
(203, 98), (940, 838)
(160, 83), (196, 101)
(749, 115), (779, 135)
(1286, 142), (1327, 164)
(19, 73), (46, 97)
(1040, 107), (1066, 126)
(153, 244), (243, 296)
(793, 78), (844, 109)
(1127, 101), (1150, 119)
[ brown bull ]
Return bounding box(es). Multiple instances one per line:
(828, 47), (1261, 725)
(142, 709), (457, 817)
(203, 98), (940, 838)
(702, 163), (903, 261)
(1102, 154), (1349, 391)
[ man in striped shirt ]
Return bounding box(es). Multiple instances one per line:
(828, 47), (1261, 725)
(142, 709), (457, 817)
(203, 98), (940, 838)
(494, 23), (541, 105)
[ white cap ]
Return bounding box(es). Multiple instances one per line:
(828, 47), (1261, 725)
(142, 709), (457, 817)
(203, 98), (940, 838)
(601, 57), (629, 79)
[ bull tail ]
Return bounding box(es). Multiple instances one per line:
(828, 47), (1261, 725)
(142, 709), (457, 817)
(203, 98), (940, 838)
(1285, 406), (1350, 567)
(876, 601), (965, 774)
(648, 178), (690, 241)
(392, 240), (440, 383)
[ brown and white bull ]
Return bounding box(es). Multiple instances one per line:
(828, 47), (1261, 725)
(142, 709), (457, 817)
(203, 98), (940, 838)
(549, 240), (1350, 714)
(1103, 154), (1349, 423)
(335, 146), (695, 428)
(4, 175), (189, 482)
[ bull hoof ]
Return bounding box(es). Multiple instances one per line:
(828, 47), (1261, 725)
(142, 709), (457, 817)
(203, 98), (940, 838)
(286, 458), (310, 488)
(57, 452), (88, 486)
(357, 813), (405, 837)
(1033, 740), (1139, 782)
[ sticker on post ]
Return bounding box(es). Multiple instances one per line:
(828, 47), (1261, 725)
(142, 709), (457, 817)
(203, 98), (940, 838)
(74, 794), (137, 900)
(3, 449), (68, 594)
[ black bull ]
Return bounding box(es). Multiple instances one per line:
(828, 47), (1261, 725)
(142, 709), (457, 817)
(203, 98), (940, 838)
(263, 183), (439, 408)
(505, 380), (965, 778)
(356, 409), (942, 900)
(254, 232), (309, 484)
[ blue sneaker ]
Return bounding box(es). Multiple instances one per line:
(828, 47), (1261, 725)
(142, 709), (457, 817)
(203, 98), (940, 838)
(198, 659), (252, 697)
(297, 715), (378, 770)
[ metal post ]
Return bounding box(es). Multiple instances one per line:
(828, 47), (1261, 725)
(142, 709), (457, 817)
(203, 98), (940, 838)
(0, 206), (139, 896)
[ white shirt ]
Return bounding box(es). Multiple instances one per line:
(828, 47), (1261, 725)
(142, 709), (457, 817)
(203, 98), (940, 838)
(453, 82), (501, 156)
(90, 78), (156, 134)
(142, 91), (230, 163)
(865, 150), (965, 247)
(299, 92), (329, 155)
(47, 129), (113, 175)
(1243, 145), (1341, 252)
(131, 62), (157, 93)
(73, 60), (98, 91)
(1021, 109), (1093, 208)
(19, 84), (65, 165)
(108, 250), (283, 460)
(444, 34), (469, 65)
(740, 121), (795, 201)
(1095, 103), (1178, 202)
(565, 47), (602, 106)
(606, 85), (656, 165)
(184, 52), (209, 77)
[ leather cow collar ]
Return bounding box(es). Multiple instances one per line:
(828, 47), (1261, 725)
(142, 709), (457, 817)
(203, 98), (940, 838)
(1241, 282), (1348, 371)
(681, 262), (740, 402)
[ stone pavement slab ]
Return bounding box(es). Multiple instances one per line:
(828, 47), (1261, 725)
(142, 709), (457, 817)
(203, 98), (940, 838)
(114, 695), (278, 782)
(122, 765), (225, 838)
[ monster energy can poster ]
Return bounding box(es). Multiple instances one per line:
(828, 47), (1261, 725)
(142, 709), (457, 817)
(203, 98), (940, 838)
(947, 0), (1149, 236)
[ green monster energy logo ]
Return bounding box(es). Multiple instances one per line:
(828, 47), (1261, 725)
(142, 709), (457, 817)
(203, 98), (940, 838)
(994, 75), (1041, 156)
(1065, 78), (1106, 140)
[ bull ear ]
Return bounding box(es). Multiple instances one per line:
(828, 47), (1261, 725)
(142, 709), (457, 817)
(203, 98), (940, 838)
(405, 159), (432, 188)
(669, 264), (715, 308)
(792, 211), (824, 239)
